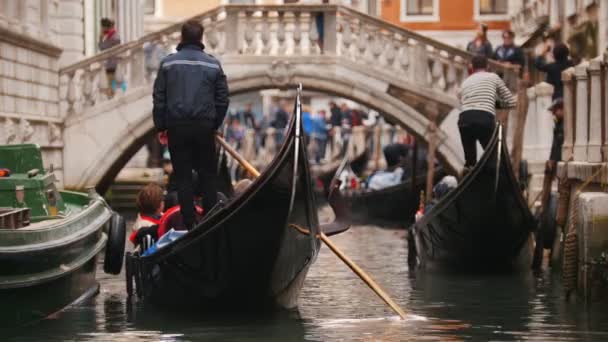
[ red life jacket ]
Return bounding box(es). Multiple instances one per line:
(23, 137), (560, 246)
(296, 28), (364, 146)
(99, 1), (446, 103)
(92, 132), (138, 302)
(128, 214), (161, 244)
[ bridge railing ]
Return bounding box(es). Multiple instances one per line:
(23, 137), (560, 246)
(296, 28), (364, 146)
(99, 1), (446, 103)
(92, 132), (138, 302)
(561, 54), (608, 164)
(59, 4), (519, 119)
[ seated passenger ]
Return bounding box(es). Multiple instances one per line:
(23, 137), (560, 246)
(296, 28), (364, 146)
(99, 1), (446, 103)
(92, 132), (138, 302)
(132, 183), (164, 234)
(129, 183), (164, 247)
(426, 175), (458, 211)
(368, 144), (408, 190)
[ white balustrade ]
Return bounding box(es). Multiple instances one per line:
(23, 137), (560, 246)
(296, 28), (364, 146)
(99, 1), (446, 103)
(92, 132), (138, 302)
(560, 56), (608, 164)
(562, 68), (575, 161)
(573, 63), (590, 161)
(523, 86), (538, 161)
(59, 4), (518, 120)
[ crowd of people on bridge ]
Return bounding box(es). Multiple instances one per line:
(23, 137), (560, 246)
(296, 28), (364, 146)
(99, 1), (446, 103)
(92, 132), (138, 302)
(221, 99), (381, 165)
(463, 23), (573, 176)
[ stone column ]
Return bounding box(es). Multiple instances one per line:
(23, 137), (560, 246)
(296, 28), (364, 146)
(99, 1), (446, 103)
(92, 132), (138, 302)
(40, 0), (50, 39)
(587, 58), (603, 162)
(549, 0), (560, 27)
(5, 0), (20, 32)
(535, 82), (555, 161)
(0, 0), (7, 28)
(573, 64), (589, 161)
(323, 7), (337, 55)
(604, 53), (608, 161)
(223, 8), (239, 55)
(562, 68), (575, 161)
(598, 0), (608, 54)
(523, 86), (538, 161)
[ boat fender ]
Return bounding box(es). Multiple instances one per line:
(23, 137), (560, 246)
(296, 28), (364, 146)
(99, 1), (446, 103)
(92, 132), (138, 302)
(104, 212), (126, 275)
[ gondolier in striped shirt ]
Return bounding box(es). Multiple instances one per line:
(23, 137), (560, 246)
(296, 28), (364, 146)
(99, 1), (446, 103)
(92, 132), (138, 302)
(458, 55), (516, 169)
(153, 20), (230, 230)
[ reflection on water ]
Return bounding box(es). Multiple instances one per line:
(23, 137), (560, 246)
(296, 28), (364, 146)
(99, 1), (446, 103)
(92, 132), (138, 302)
(5, 209), (608, 341)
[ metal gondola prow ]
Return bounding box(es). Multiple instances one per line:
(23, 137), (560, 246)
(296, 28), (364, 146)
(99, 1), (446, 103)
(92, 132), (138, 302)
(495, 123), (503, 193)
(288, 84), (303, 217)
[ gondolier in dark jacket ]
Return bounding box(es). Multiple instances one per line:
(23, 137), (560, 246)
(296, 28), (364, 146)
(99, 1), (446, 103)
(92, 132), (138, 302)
(153, 20), (229, 230)
(458, 55), (516, 169)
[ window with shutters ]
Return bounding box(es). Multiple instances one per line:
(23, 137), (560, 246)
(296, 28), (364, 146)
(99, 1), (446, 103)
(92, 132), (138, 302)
(400, 0), (439, 22)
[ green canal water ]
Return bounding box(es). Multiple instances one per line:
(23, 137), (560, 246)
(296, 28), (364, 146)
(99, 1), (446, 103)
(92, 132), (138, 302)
(6, 208), (608, 341)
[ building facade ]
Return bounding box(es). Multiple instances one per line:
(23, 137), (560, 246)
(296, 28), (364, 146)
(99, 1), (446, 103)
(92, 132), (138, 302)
(511, 0), (606, 62)
(0, 0), (143, 186)
(380, 0), (514, 49)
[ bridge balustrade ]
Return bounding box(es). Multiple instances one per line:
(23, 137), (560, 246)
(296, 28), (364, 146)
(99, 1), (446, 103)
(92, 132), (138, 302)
(58, 4), (518, 121)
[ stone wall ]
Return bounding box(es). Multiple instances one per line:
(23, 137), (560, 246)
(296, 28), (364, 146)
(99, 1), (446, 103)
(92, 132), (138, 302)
(55, 0), (86, 67)
(0, 0), (65, 185)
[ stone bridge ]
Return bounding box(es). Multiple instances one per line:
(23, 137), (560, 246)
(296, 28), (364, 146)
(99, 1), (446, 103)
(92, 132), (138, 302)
(59, 4), (517, 192)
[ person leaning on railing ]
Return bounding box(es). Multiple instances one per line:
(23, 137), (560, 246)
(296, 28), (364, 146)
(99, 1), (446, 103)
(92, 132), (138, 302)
(98, 18), (121, 96)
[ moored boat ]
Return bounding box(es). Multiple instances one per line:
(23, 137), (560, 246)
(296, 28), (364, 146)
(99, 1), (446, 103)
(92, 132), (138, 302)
(341, 173), (426, 228)
(126, 92), (349, 311)
(410, 124), (536, 272)
(0, 144), (122, 327)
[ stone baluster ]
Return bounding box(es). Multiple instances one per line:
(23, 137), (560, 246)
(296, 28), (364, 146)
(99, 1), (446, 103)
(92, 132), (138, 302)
(522, 86), (538, 160)
(384, 34), (397, 68)
(66, 71), (81, 117)
(446, 60), (458, 95)
(322, 7), (337, 55)
(276, 11), (286, 55)
(260, 11), (271, 55)
(243, 11), (256, 54)
(431, 54), (446, 91)
(113, 53), (129, 96)
(82, 65), (101, 107)
(356, 22), (368, 59)
(535, 82), (555, 161)
(573, 64), (589, 161)
(340, 18), (353, 58)
(130, 47), (146, 90)
(372, 30), (384, 63)
(587, 59), (603, 162)
(398, 40), (410, 74)
(293, 11), (302, 54)
(411, 43), (429, 86)
(561, 68), (576, 161)
(204, 16), (221, 54)
(308, 12), (319, 55)
(224, 9), (239, 55)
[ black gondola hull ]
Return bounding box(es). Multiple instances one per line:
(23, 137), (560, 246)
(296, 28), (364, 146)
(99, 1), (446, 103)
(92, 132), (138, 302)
(129, 97), (321, 311)
(342, 179), (421, 228)
(411, 125), (536, 273)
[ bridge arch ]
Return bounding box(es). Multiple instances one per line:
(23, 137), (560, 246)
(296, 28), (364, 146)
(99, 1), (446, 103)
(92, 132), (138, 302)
(60, 4), (519, 191)
(66, 67), (465, 193)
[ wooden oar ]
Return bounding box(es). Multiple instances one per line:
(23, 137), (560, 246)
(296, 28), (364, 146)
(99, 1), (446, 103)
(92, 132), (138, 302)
(216, 135), (260, 178)
(215, 134), (408, 320)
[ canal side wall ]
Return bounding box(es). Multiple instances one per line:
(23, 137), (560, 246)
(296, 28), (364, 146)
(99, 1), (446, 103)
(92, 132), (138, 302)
(557, 55), (608, 301)
(576, 192), (608, 301)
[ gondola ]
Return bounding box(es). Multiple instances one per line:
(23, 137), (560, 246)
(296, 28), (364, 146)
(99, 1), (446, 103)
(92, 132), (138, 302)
(409, 124), (536, 272)
(125, 91), (349, 311)
(312, 141), (368, 201)
(341, 173), (427, 228)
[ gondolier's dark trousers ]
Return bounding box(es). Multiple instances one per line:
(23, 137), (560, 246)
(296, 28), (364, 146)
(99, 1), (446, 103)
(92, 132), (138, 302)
(167, 121), (219, 229)
(458, 110), (495, 167)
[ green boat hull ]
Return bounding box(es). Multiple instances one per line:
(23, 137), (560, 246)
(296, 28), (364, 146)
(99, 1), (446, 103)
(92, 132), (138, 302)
(0, 192), (112, 327)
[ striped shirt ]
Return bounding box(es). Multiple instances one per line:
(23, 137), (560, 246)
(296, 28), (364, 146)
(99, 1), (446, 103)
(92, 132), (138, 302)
(458, 71), (516, 115)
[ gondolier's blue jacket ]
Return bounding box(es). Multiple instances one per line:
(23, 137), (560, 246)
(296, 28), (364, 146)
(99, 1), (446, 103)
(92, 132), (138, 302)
(152, 42), (229, 131)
